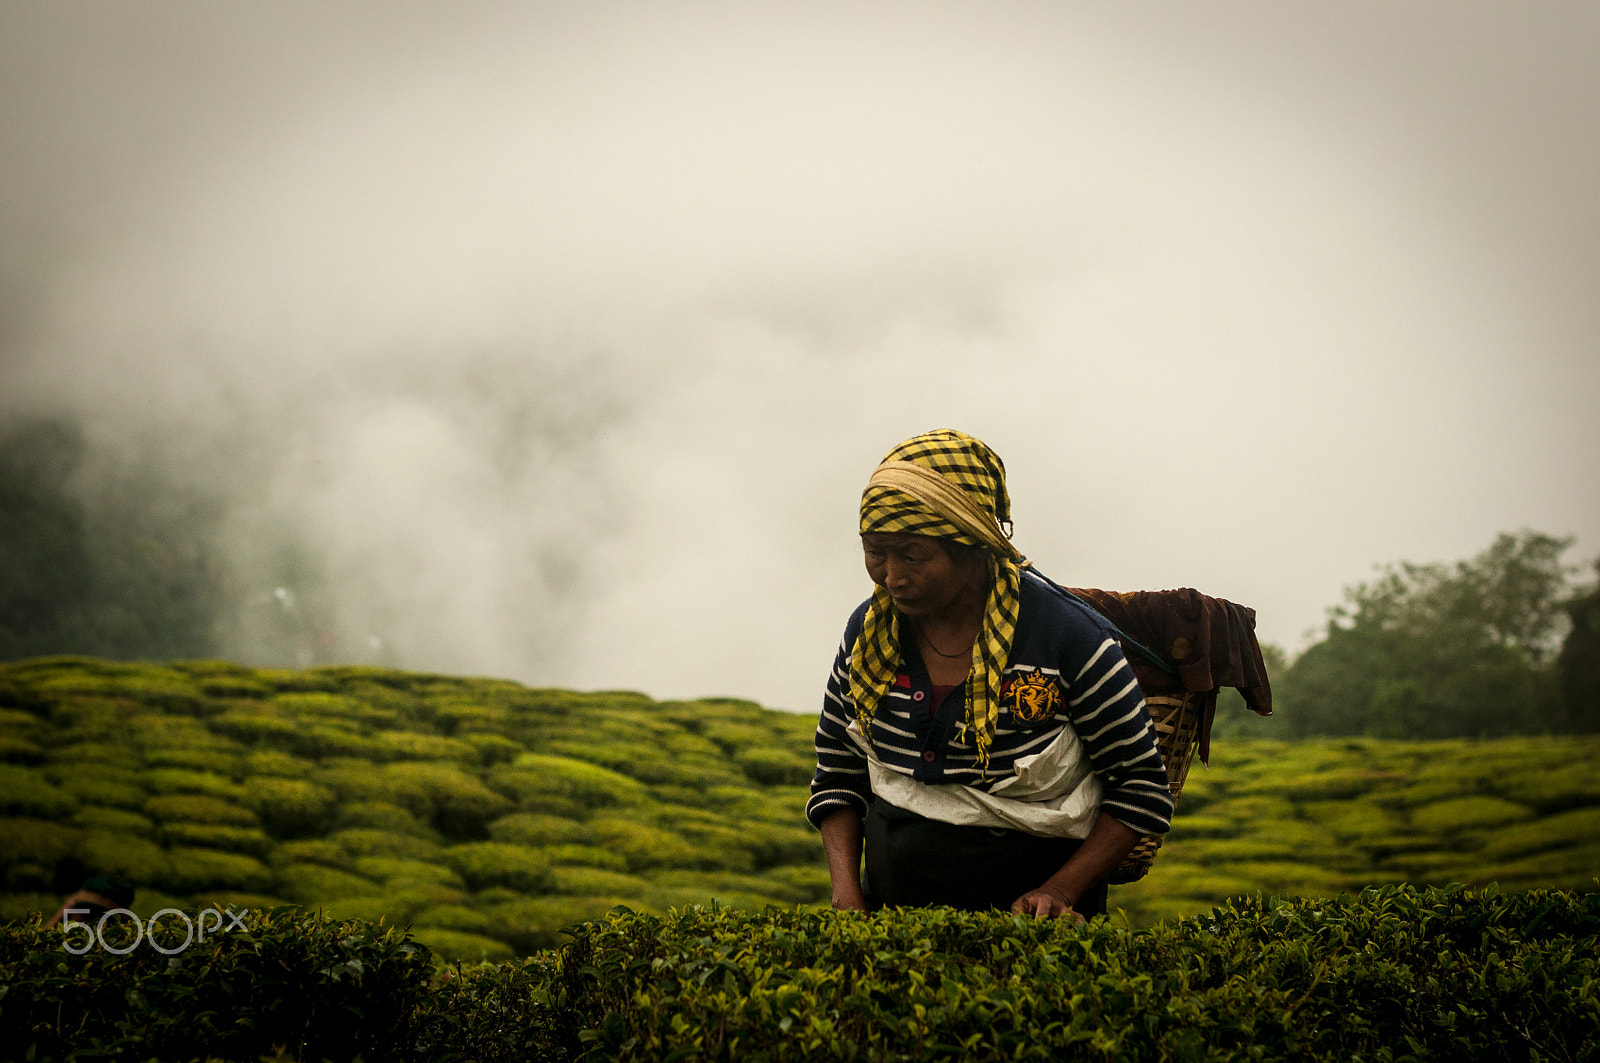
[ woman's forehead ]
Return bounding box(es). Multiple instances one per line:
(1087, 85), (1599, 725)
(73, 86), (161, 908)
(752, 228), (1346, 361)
(861, 532), (940, 550)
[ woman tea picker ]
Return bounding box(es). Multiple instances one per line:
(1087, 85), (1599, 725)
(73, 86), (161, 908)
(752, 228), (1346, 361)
(806, 429), (1173, 919)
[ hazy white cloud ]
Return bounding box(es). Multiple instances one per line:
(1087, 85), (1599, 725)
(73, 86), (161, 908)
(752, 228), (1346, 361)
(2, 1), (1596, 711)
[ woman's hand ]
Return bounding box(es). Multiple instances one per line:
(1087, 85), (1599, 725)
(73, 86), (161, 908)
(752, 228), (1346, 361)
(1010, 884), (1086, 924)
(831, 887), (870, 913)
(1010, 813), (1144, 924)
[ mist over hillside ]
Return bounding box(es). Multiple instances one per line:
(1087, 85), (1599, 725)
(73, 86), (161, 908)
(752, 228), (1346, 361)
(3, 3), (1597, 713)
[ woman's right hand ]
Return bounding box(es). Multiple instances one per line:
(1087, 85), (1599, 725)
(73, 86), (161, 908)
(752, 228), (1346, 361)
(830, 887), (869, 913)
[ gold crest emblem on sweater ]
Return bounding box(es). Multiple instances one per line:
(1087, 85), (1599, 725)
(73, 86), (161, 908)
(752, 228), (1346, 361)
(1001, 671), (1059, 723)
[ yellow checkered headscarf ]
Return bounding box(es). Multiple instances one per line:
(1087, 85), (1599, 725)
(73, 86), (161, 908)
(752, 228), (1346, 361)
(851, 429), (1025, 774)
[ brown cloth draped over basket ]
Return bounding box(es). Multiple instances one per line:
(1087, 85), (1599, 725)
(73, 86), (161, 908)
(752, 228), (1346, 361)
(1067, 587), (1274, 884)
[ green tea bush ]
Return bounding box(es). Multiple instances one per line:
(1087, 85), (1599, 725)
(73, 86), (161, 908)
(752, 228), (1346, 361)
(42, 739), (141, 768)
(0, 736), (43, 765)
(157, 847), (273, 893)
(443, 841), (550, 892)
(412, 927), (515, 964)
(334, 799), (437, 836)
(252, 667), (339, 693)
(270, 838), (351, 869)
(78, 830), (165, 884)
(517, 885), (1599, 1063)
(384, 761), (512, 836)
(243, 749), (315, 777)
(182, 663), (272, 699)
(482, 895), (634, 953)
(322, 886), (466, 924)
(759, 864), (833, 903)
(1297, 800), (1405, 844)
(433, 697), (511, 731)
(0, 818), (81, 891)
(649, 869), (812, 905)
(210, 705), (300, 746)
(72, 806), (156, 836)
(543, 739), (688, 786)
(142, 793), (256, 827)
(272, 691), (375, 723)
(1477, 805), (1600, 860)
(160, 822), (272, 857)
(548, 866), (652, 897)
(738, 821), (825, 869)
(143, 745), (243, 773)
(543, 843), (630, 870)
(0, 891), (56, 922)
(142, 768), (245, 800)
(491, 754), (649, 809)
(301, 722), (386, 759)
(332, 827), (444, 861)
(699, 720), (775, 754)
(354, 856), (465, 890)
(1495, 760), (1600, 811)
(373, 730), (479, 762)
(734, 746), (815, 786)
(412, 902), (493, 933)
(585, 815), (707, 871)
(31, 664), (206, 712)
(460, 731), (522, 765)
(0, 707), (43, 734)
(0, 766), (77, 818)
(274, 862), (379, 903)
(243, 775), (338, 837)
(0, 907), (434, 1063)
(197, 890), (288, 913)
(1409, 795), (1536, 833)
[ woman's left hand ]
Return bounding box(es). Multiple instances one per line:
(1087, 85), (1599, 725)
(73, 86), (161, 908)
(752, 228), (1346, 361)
(1010, 885), (1086, 924)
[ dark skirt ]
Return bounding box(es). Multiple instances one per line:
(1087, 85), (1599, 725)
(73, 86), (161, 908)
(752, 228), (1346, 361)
(864, 798), (1108, 918)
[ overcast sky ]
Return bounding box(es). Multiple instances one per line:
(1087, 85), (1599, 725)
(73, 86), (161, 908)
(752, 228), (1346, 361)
(3, 1), (1597, 712)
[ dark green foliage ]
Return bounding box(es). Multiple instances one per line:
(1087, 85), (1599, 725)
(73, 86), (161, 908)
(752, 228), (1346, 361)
(0, 907), (433, 1063)
(1558, 562), (1600, 732)
(0, 419), (225, 665)
(1277, 531), (1581, 738)
(398, 885), (1599, 1062)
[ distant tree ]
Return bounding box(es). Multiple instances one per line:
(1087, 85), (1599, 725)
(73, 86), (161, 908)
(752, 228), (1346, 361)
(1556, 561), (1600, 733)
(0, 417), (225, 662)
(0, 419), (96, 658)
(1277, 531), (1577, 739)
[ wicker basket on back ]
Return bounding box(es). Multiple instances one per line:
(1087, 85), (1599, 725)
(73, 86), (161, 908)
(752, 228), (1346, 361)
(1054, 583), (1273, 886)
(1108, 688), (1206, 884)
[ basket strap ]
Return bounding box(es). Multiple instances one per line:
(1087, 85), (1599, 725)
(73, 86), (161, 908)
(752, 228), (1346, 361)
(1021, 563), (1179, 679)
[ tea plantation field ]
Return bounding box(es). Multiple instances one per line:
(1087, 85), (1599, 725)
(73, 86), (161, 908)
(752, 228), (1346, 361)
(1, 656), (1597, 963)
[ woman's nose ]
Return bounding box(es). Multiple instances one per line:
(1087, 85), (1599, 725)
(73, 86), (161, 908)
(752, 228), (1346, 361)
(883, 559), (910, 588)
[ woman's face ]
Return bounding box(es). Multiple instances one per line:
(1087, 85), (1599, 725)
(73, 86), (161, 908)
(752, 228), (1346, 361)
(861, 533), (986, 620)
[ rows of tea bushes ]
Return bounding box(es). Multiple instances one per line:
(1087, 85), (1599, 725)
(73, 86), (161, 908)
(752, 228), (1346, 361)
(0, 657), (824, 961)
(3, 657), (1600, 947)
(1115, 734), (1600, 924)
(4, 885), (1596, 1061)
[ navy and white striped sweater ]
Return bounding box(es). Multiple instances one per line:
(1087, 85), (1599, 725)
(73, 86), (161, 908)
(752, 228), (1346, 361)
(805, 570), (1174, 837)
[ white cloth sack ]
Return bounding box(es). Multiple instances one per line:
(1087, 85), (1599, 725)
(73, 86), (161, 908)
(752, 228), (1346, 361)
(846, 718), (1103, 839)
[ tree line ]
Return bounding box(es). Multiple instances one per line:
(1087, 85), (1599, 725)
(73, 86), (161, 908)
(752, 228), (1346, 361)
(1217, 530), (1600, 739)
